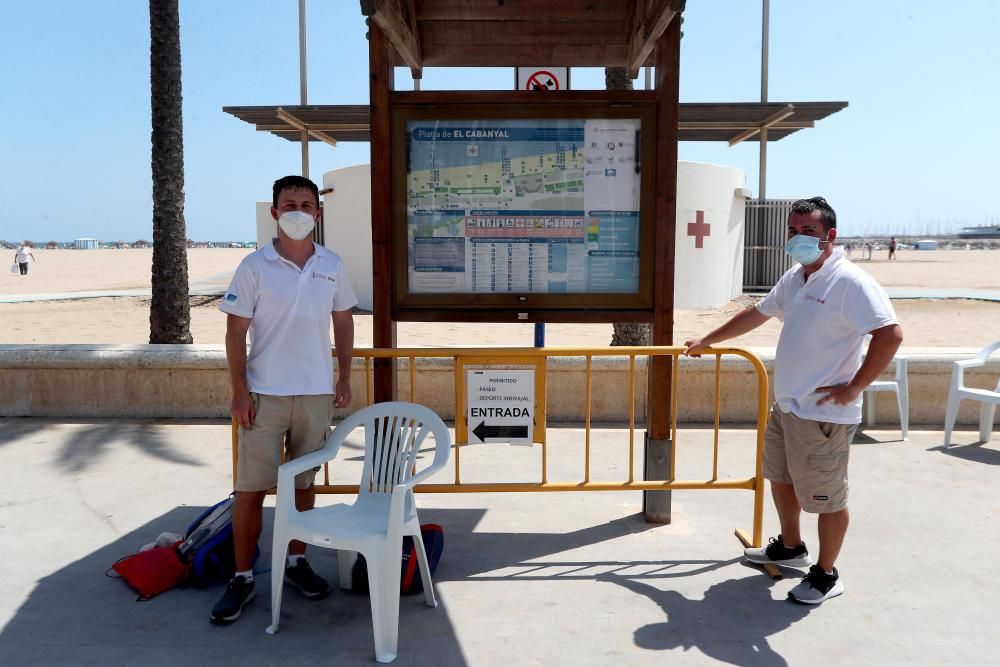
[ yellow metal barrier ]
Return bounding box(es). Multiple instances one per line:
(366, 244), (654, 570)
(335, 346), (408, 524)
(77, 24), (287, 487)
(230, 346), (770, 548)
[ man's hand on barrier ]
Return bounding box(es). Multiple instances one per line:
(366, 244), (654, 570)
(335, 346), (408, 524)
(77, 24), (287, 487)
(683, 338), (711, 357)
(232, 390), (255, 429)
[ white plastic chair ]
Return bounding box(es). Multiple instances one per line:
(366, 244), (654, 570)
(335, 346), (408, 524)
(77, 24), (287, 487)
(944, 340), (1000, 447)
(265, 402), (451, 664)
(862, 336), (909, 440)
(863, 354), (909, 440)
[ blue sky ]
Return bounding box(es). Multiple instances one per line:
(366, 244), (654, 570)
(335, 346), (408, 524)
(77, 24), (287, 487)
(1, 1), (998, 243)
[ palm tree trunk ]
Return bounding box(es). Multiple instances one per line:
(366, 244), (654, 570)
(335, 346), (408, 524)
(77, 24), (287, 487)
(149, 0), (192, 344)
(605, 67), (649, 347)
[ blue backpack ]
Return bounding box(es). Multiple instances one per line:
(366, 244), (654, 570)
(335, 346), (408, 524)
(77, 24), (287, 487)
(178, 497), (260, 585)
(351, 524), (444, 595)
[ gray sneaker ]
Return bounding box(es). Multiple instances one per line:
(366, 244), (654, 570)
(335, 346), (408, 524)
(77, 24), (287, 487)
(744, 535), (811, 568)
(284, 558), (331, 600)
(211, 575), (255, 624)
(788, 565), (844, 604)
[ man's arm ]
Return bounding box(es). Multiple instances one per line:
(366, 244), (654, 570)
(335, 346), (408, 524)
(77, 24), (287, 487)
(816, 323), (904, 406)
(331, 309), (355, 408)
(225, 313), (255, 428)
(683, 305), (771, 356)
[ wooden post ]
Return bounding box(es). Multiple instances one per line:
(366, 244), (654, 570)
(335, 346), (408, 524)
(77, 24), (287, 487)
(644, 16), (681, 523)
(369, 22), (397, 402)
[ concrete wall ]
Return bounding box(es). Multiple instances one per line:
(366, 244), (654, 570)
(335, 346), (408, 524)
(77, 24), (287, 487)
(2, 345), (997, 432)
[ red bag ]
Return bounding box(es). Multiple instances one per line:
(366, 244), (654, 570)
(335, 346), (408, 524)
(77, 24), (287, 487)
(111, 541), (191, 600)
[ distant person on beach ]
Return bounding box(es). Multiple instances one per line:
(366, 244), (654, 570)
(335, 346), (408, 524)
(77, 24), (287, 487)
(13, 242), (35, 275)
(888, 237), (897, 260)
(683, 196), (902, 605)
(212, 175), (357, 625)
(864, 242), (873, 260)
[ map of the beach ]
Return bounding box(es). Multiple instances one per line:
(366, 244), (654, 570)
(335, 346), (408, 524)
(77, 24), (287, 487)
(406, 118), (641, 295)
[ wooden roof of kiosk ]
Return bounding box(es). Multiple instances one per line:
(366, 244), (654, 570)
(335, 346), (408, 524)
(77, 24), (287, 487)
(223, 101), (848, 146)
(368, 0), (681, 75)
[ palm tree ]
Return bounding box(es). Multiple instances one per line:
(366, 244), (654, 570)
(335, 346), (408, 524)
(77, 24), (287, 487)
(148, 0), (192, 343)
(605, 67), (650, 347)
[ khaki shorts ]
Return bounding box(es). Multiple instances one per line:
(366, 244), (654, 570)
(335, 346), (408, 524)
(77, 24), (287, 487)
(235, 393), (334, 492)
(762, 404), (858, 514)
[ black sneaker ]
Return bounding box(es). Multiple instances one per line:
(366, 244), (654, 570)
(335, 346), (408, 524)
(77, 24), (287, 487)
(284, 558), (331, 600)
(788, 565), (844, 604)
(210, 575), (255, 624)
(744, 534), (812, 568)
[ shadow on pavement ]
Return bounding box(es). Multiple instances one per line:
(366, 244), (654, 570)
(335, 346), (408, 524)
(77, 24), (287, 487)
(1, 504), (773, 665)
(0, 419), (203, 471)
(929, 441), (1000, 465)
(601, 564), (810, 667)
(0, 506), (465, 665)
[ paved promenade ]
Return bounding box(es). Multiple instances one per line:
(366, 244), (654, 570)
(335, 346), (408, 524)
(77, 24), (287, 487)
(1, 420), (997, 666)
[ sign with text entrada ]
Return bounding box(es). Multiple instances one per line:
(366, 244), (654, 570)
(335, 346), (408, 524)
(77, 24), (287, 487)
(466, 367), (535, 445)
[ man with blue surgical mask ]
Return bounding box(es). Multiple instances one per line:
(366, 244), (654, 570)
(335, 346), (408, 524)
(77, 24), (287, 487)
(684, 196), (902, 605)
(212, 175), (357, 624)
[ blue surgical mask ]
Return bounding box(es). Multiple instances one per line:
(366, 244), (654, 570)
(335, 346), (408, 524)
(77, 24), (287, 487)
(785, 234), (827, 265)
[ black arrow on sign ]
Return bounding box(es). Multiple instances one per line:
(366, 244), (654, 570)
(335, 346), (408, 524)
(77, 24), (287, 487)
(472, 421), (529, 441)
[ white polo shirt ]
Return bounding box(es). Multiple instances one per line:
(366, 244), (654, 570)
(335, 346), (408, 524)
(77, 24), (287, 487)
(218, 241), (358, 396)
(756, 247), (897, 424)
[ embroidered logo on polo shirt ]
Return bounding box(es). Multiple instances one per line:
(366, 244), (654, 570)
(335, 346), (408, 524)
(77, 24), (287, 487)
(812, 495), (829, 501)
(225, 293), (238, 303)
(805, 294), (826, 304)
(311, 271), (337, 283)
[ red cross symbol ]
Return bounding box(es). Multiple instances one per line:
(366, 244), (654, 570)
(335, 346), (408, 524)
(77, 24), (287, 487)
(687, 210), (710, 248)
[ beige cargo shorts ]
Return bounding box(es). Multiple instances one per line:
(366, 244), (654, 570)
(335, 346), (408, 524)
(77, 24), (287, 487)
(235, 393), (333, 492)
(762, 403), (858, 514)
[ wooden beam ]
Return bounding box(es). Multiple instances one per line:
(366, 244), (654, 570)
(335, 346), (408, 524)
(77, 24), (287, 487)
(680, 121), (813, 130)
(256, 123), (371, 132)
(275, 107), (338, 147)
(644, 10), (681, 523)
(405, 0), (421, 79)
(369, 21), (397, 403)
(419, 19), (627, 45)
(650, 16), (680, 416)
(627, 1), (678, 78)
(407, 44), (636, 67)
(392, 90), (657, 104)
(412, 0), (629, 21)
(371, 0), (423, 78)
(727, 104), (795, 146)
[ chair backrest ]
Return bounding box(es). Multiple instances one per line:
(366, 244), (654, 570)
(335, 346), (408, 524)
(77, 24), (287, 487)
(976, 339), (1000, 362)
(336, 402), (450, 497)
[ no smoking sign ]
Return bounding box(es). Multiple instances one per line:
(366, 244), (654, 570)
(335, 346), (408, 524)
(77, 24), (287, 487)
(516, 67), (569, 92)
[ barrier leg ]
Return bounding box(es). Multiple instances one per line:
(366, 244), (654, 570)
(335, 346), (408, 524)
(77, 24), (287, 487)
(643, 435), (672, 523)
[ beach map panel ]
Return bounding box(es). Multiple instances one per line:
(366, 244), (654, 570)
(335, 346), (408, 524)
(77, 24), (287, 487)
(406, 119), (641, 295)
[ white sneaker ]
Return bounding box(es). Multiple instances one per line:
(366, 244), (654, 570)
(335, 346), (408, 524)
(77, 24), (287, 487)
(788, 565), (844, 604)
(744, 535), (812, 568)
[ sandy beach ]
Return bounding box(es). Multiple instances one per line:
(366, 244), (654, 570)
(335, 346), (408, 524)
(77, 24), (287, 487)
(2, 247), (998, 348)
